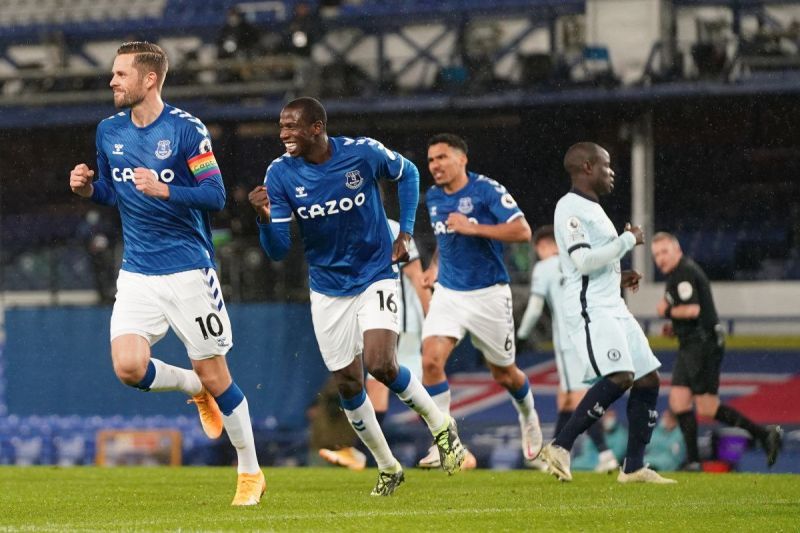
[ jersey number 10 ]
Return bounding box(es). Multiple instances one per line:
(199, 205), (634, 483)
(194, 312), (224, 340)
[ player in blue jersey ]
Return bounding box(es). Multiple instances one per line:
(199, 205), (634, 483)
(68, 42), (264, 505)
(418, 133), (543, 469)
(539, 142), (675, 484)
(318, 218), (432, 472)
(517, 226), (618, 473)
(248, 97), (465, 496)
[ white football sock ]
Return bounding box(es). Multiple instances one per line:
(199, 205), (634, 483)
(511, 387), (536, 420)
(149, 358), (202, 395)
(222, 397), (260, 474)
(342, 395), (397, 471)
(395, 373), (447, 434)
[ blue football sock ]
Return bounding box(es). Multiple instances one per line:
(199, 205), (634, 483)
(215, 382), (245, 416)
(623, 386), (659, 473)
(554, 377), (626, 451)
(133, 361), (157, 390)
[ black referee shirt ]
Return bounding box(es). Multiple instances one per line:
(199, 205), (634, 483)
(664, 256), (720, 344)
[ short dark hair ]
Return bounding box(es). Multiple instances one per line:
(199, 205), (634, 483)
(428, 133), (468, 154)
(533, 225), (555, 245)
(563, 142), (604, 175)
(285, 96), (327, 127)
(116, 41), (168, 89)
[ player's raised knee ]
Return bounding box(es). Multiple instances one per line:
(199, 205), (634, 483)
(113, 358), (148, 387)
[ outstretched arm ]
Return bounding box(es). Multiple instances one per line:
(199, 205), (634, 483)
(517, 293), (545, 340)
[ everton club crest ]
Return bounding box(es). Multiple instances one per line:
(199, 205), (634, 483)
(458, 196), (474, 214)
(345, 170), (363, 190)
(155, 139), (172, 160)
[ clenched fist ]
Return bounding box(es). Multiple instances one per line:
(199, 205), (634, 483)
(248, 185), (271, 221)
(624, 222), (644, 245)
(133, 167), (169, 199)
(69, 163), (95, 198)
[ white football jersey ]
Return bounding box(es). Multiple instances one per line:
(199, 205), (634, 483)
(553, 191), (627, 320)
(529, 255), (569, 353)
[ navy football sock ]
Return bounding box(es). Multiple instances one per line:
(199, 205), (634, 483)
(554, 410), (572, 439)
(587, 418), (609, 452)
(676, 410), (700, 463)
(623, 386), (659, 473)
(554, 377), (626, 451)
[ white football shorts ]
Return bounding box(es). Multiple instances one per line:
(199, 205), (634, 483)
(110, 268), (233, 360)
(310, 278), (400, 372)
(422, 283), (516, 367)
(566, 308), (661, 383)
(554, 339), (591, 393)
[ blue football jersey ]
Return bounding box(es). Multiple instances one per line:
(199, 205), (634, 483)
(265, 136), (414, 296)
(426, 171), (523, 291)
(94, 104), (221, 275)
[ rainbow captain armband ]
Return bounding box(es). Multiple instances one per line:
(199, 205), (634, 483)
(187, 152), (222, 182)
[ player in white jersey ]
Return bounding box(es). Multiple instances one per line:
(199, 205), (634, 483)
(318, 219), (431, 471)
(419, 133), (542, 469)
(539, 142), (675, 484)
(517, 225), (618, 473)
(249, 98), (465, 496)
(68, 42), (264, 505)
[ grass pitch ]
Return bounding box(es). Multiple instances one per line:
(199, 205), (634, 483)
(1, 466), (798, 531)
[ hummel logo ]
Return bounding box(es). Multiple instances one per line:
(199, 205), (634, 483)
(351, 419), (366, 432)
(402, 399), (416, 409)
(112, 144), (124, 155)
(295, 186), (307, 198)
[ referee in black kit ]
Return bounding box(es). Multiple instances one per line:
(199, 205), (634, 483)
(651, 232), (782, 470)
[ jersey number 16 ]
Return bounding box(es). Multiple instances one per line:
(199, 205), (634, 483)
(376, 290), (397, 314)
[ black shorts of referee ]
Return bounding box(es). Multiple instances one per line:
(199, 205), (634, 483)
(671, 334), (723, 395)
